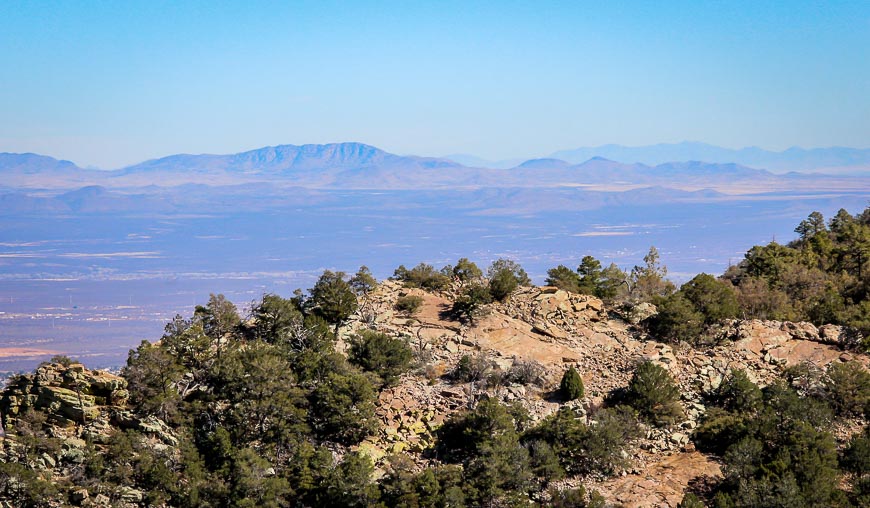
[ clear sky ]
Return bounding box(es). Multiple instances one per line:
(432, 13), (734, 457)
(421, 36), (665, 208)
(1, 1), (868, 168)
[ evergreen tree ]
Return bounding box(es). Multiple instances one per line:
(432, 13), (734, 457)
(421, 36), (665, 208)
(452, 282), (493, 322)
(309, 270), (358, 335)
(348, 329), (413, 387)
(630, 246), (675, 302)
(560, 367), (584, 401)
(646, 293), (705, 344)
(487, 258), (531, 301)
(627, 361), (683, 426)
(452, 257), (483, 283)
(546, 264), (581, 292)
(680, 273), (739, 324)
(577, 255), (604, 295)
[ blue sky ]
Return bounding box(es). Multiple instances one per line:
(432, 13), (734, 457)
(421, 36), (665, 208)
(1, 1), (868, 168)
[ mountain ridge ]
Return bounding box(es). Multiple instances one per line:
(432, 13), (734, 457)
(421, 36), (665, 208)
(0, 142), (864, 191)
(548, 141), (870, 172)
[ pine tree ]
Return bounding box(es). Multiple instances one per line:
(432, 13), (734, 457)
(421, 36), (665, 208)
(560, 367), (584, 401)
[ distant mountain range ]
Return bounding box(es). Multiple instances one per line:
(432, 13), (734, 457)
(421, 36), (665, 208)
(549, 142), (870, 172)
(448, 142), (870, 173)
(1, 142), (867, 191)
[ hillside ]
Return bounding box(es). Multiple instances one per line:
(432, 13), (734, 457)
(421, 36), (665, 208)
(0, 281), (865, 507)
(0, 207), (868, 507)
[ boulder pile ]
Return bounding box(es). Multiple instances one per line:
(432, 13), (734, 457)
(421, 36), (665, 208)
(1, 361), (128, 428)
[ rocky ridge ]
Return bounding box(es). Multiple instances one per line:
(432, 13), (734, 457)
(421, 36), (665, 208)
(341, 281), (868, 507)
(0, 281), (865, 507)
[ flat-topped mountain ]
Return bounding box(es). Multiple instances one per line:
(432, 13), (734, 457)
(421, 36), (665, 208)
(118, 142), (456, 175)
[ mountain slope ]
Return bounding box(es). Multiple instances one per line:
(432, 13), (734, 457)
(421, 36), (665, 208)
(0, 153), (111, 189)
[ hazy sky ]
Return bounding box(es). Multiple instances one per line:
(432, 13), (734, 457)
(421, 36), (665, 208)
(1, 1), (868, 168)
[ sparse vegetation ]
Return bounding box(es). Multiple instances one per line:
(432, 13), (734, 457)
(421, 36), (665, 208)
(393, 263), (451, 291)
(394, 294), (423, 315)
(451, 353), (496, 384)
(508, 359), (546, 387)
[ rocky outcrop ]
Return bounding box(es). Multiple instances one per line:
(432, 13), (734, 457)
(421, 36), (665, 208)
(1, 362), (128, 428)
(342, 282), (870, 507)
(497, 286), (607, 340)
(721, 319), (863, 351)
(599, 451), (722, 508)
(0, 362), (171, 508)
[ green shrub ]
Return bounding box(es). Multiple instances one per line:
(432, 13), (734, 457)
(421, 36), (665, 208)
(349, 266), (377, 296)
(523, 406), (639, 476)
(627, 361), (683, 426)
(762, 380), (832, 429)
(709, 380), (843, 507)
(678, 493), (704, 508)
(560, 367), (585, 401)
(435, 397), (529, 473)
(380, 461), (467, 508)
(309, 370), (378, 445)
(527, 440), (564, 482)
(48, 355), (75, 367)
(452, 257), (483, 282)
(348, 330), (412, 387)
(317, 451), (380, 507)
(545, 265), (581, 293)
(393, 263), (451, 291)
(581, 406), (641, 474)
(248, 293), (303, 343)
(824, 361), (870, 417)
(452, 282), (492, 322)
(577, 256), (604, 296)
(647, 273), (739, 345)
(680, 273), (739, 324)
(717, 369), (762, 414)
(842, 426), (870, 477)
(692, 408), (749, 455)
(646, 293), (705, 344)
(308, 270), (358, 334)
(394, 295), (424, 315)
(487, 259), (531, 301)
(548, 485), (586, 507)
(854, 476), (870, 508)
